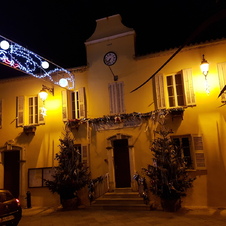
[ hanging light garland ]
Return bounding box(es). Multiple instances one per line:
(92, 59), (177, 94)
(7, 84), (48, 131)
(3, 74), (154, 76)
(66, 108), (184, 130)
(0, 35), (74, 89)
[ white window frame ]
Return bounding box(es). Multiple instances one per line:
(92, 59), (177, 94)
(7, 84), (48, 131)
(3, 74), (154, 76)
(16, 95), (44, 127)
(108, 81), (125, 115)
(171, 134), (206, 170)
(155, 68), (196, 109)
(61, 87), (86, 121)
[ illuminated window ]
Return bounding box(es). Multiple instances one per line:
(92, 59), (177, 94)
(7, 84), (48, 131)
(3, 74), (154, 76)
(16, 95), (44, 127)
(61, 87), (86, 121)
(28, 97), (38, 124)
(155, 68), (196, 109)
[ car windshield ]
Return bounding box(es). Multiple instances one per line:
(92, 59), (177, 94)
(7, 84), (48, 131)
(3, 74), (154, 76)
(0, 191), (14, 202)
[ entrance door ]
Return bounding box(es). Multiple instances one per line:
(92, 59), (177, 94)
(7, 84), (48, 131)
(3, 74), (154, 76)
(3, 150), (20, 198)
(113, 139), (131, 188)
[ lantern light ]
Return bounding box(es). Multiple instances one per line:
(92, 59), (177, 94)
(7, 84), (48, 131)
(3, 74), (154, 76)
(39, 85), (54, 101)
(200, 54), (209, 76)
(200, 54), (210, 94)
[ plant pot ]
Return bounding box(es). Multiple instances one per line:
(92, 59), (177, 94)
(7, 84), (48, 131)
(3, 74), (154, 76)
(161, 198), (181, 212)
(61, 196), (79, 210)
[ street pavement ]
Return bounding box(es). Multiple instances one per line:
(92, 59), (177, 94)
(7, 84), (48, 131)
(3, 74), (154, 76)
(18, 206), (226, 226)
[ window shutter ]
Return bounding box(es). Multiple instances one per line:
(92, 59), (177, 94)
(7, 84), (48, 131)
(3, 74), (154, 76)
(61, 90), (68, 121)
(117, 82), (125, 113)
(81, 145), (89, 167)
(38, 96), (45, 124)
(0, 99), (2, 129)
(154, 73), (166, 109)
(109, 83), (117, 114)
(78, 87), (86, 118)
(182, 68), (196, 106)
(16, 96), (24, 127)
(217, 62), (226, 102)
(108, 82), (125, 114)
(192, 135), (206, 170)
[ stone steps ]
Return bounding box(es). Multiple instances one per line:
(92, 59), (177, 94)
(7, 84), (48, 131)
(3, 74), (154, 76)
(91, 188), (149, 210)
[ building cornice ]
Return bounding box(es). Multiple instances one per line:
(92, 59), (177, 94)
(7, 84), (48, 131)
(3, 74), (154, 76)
(85, 31), (135, 46)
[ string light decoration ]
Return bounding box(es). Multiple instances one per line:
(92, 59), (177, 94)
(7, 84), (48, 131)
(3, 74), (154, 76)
(0, 35), (74, 89)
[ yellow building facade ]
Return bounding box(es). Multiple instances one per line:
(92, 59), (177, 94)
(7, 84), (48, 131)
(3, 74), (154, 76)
(1, 14), (226, 208)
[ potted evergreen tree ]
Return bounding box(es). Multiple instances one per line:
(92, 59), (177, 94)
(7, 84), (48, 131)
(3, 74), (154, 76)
(143, 126), (196, 212)
(44, 129), (90, 210)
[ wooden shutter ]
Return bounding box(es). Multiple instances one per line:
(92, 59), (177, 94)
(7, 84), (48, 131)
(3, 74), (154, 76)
(192, 135), (206, 170)
(78, 87), (86, 118)
(0, 99), (2, 128)
(117, 82), (125, 113)
(182, 68), (196, 106)
(16, 96), (24, 127)
(38, 96), (45, 124)
(81, 145), (89, 167)
(217, 62), (226, 102)
(108, 82), (125, 114)
(61, 90), (68, 121)
(154, 73), (166, 109)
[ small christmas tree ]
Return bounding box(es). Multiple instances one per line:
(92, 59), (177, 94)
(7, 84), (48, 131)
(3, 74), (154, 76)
(45, 128), (90, 207)
(143, 125), (195, 211)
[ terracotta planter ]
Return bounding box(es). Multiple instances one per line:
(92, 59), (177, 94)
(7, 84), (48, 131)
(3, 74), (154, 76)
(161, 198), (181, 212)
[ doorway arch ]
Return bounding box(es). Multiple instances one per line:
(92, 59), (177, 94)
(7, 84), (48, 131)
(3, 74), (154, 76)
(106, 133), (136, 191)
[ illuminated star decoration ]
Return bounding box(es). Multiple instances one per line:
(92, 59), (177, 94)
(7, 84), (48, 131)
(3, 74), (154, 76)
(0, 35), (74, 89)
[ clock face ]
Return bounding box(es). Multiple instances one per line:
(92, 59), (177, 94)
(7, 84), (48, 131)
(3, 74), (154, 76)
(103, 51), (117, 66)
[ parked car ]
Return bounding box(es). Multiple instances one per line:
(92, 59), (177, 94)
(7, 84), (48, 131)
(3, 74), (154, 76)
(0, 190), (22, 226)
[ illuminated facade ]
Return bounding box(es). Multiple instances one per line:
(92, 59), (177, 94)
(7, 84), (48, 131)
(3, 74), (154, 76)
(1, 14), (226, 208)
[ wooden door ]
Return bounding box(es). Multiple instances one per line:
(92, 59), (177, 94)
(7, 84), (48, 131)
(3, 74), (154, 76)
(113, 139), (131, 188)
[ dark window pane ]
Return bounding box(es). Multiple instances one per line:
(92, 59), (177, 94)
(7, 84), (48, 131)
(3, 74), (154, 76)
(175, 74), (182, 84)
(167, 76), (173, 85)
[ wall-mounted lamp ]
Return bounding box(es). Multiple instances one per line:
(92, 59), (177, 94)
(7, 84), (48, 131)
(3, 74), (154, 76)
(200, 54), (210, 94)
(200, 54), (209, 76)
(39, 85), (54, 101)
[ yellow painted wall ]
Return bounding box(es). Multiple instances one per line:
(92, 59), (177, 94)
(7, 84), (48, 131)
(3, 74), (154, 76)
(1, 14), (226, 209)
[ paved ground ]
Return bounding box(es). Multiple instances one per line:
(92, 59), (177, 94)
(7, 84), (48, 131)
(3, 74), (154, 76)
(18, 205), (226, 226)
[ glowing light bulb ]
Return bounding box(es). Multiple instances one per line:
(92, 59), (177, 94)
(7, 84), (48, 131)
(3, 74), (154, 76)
(0, 40), (10, 50)
(59, 78), (68, 87)
(41, 61), (49, 69)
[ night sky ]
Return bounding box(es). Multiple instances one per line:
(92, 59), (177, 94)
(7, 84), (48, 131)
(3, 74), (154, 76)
(0, 0), (226, 77)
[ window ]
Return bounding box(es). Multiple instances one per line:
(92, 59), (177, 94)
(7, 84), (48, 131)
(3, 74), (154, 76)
(16, 95), (44, 127)
(28, 97), (38, 124)
(155, 68), (196, 109)
(61, 87), (86, 121)
(217, 62), (226, 102)
(171, 134), (206, 170)
(108, 81), (125, 114)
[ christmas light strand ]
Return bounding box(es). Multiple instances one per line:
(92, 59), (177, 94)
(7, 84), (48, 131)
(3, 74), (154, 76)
(0, 35), (74, 89)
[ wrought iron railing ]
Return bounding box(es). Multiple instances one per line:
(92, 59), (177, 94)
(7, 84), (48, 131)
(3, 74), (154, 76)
(88, 173), (109, 204)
